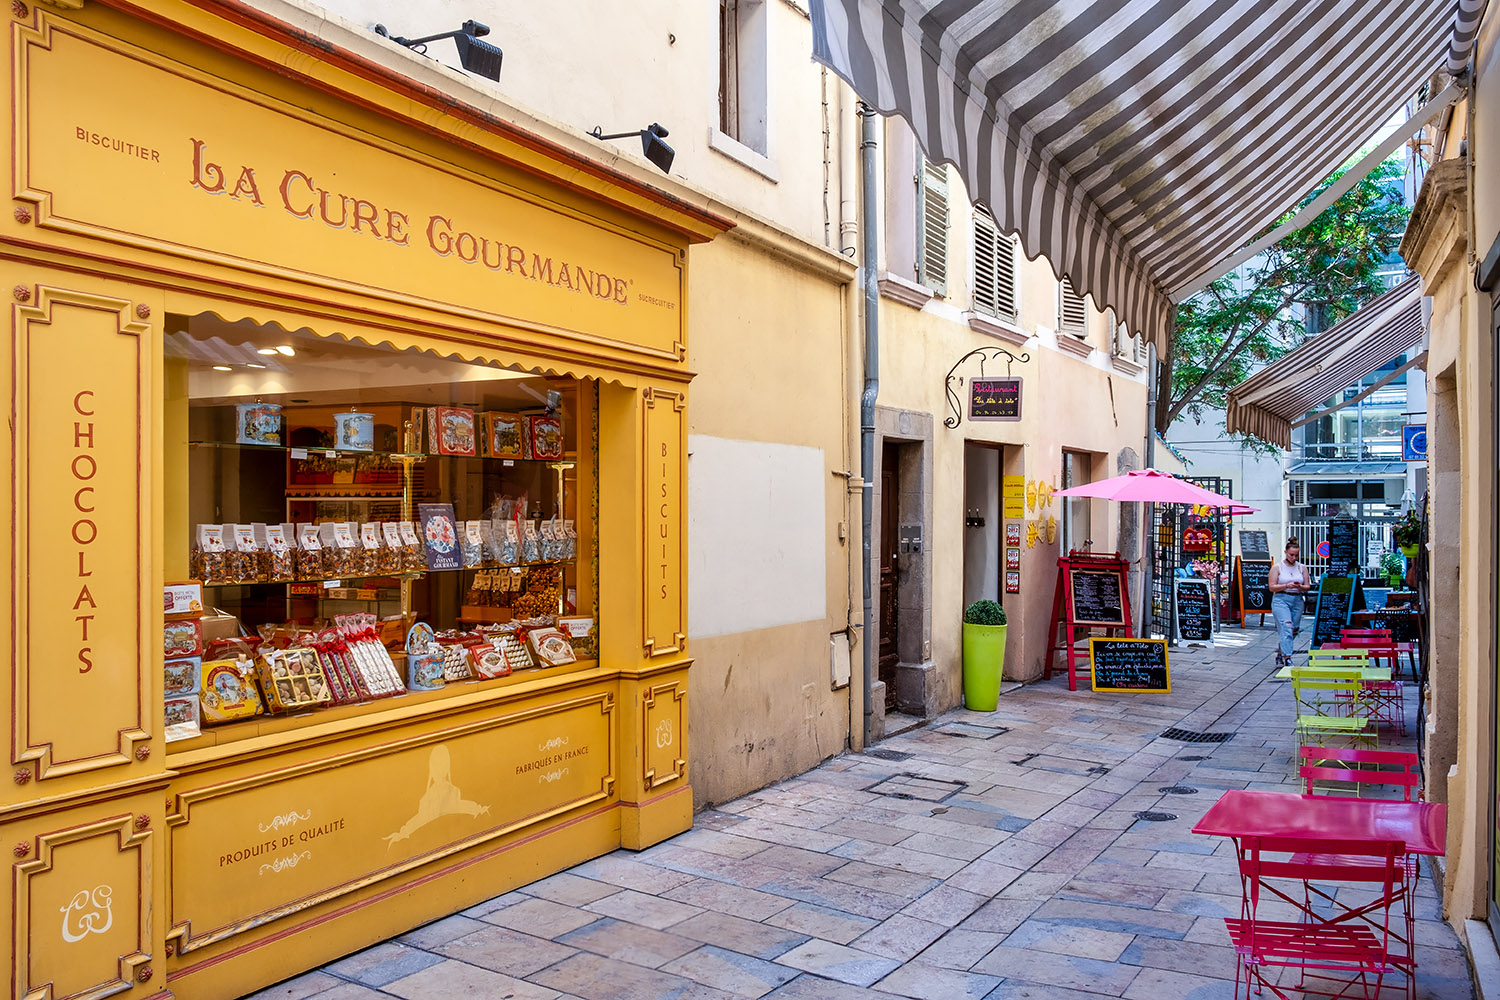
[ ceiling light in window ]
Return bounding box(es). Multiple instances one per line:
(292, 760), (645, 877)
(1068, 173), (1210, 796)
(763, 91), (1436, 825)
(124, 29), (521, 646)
(212, 365), (233, 371)
(257, 347), (279, 356)
(275, 345), (295, 356)
(246, 363), (267, 369)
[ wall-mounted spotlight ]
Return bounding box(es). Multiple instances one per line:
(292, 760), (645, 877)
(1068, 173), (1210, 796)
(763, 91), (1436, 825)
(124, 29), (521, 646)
(373, 19), (503, 83)
(589, 123), (674, 175)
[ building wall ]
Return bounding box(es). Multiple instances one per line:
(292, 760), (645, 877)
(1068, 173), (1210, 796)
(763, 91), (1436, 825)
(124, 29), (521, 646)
(1168, 406), (1286, 550)
(1404, 4), (1499, 948)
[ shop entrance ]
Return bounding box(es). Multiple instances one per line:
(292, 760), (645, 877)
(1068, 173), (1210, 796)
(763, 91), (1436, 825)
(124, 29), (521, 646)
(964, 442), (1020, 608)
(879, 442), (900, 710)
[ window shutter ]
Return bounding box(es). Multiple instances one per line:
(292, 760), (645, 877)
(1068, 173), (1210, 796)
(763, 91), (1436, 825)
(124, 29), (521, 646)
(916, 157), (949, 296)
(972, 210), (1016, 321)
(1133, 326), (1148, 364)
(1059, 278), (1087, 336)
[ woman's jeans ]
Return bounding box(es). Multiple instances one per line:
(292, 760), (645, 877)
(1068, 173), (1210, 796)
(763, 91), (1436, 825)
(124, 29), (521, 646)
(1272, 592), (1305, 659)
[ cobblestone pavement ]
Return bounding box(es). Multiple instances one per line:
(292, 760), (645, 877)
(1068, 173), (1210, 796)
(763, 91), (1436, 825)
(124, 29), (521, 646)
(256, 625), (1470, 1000)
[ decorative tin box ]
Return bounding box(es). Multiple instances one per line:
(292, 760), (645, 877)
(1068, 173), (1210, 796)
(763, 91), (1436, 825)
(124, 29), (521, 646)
(235, 402), (282, 446)
(335, 411), (375, 452)
(435, 406), (477, 457)
(482, 412), (525, 459)
(163, 619), (204, 659)
(164, 656), (202, 697)
(199, 656), (264, 723)
(527, 415), (564, 460)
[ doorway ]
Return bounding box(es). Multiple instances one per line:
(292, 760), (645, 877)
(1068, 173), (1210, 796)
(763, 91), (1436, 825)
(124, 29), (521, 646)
(963, 443), (1002, 608)
(879, 442), (900, 710)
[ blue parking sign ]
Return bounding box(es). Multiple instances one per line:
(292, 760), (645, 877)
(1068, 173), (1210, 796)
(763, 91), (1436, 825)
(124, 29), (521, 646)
(1402, 424), (1427, 462)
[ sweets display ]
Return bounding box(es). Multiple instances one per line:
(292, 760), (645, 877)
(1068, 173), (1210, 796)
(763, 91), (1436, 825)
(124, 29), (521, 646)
(201, 655), (265, 723)
(258, 647), (333, 713)
(235, 402), (282, 445)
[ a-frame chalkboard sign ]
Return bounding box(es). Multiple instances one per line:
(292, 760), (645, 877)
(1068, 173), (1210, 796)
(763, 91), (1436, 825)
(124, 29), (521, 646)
(1046, 551), (1134, 691)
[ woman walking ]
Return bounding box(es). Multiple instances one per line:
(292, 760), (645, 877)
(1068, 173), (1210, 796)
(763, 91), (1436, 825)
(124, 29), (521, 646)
(1269, 537), (1312, 667)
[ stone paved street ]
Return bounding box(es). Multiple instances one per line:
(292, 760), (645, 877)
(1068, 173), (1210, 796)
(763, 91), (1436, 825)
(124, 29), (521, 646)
(255, 625), (1469, 1000)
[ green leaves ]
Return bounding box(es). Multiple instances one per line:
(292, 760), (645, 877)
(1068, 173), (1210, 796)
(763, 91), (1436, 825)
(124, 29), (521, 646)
(1162, 156), (1410, 436)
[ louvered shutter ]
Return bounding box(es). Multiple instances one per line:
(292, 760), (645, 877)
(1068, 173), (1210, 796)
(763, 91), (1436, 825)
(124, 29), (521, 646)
(1059, 279), (1087, 336)
(916, 157), (948, 296)
(1133, 326), (1148, 364)
(973, 210), (1016, 321)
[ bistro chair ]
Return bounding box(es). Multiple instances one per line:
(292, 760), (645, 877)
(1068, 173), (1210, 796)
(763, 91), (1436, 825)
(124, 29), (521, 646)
(1226, 836), (1410, 1000)
(1295, 746), (1422, 975)
(1290, 665), (1377, 752)
(1338, 629), (1403, 679)
(1325, 639), (1406, 735)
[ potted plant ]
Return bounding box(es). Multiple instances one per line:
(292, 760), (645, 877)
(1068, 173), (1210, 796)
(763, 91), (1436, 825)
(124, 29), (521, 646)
(1391, 509), (1422, 558)
(1379, 551), (1404, 587)
(962, 600), (1008, 711)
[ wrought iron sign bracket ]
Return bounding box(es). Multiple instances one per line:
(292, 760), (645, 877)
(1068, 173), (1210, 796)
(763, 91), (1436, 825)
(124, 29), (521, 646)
(943, 346), (1029, 429)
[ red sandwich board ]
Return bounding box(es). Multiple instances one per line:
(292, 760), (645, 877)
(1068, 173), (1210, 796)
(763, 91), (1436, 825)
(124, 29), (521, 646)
(1046, 551), (1134, 691)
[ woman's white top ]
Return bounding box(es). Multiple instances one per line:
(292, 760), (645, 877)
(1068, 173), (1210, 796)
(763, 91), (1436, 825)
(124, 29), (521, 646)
(1275, 559), (1307, 587)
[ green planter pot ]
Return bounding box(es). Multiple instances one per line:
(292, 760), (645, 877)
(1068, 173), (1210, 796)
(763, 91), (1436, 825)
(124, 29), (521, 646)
(962, 622), (1008, 711)
(1399, 543), (1419, 558)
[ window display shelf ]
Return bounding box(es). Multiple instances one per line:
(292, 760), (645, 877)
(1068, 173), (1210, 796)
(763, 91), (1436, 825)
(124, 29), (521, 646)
(188, 439), (576, 465)
(199, 562), (568, 589)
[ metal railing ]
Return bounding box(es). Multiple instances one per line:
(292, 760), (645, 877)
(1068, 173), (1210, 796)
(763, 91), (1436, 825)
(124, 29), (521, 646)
(1287, 518), (1396, 577)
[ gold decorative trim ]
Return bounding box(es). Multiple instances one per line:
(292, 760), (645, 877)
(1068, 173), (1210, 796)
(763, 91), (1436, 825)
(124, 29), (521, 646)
(14, 813), (151, 1000)
(641, 682), (687, 791)
(13, 206), (31, 223)
(641, 387), (687, 657)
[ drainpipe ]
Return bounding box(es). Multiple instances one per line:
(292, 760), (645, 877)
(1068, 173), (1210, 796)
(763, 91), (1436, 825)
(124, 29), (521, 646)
(859, 103), (879, 746)
(1141, 342), (1157, 639)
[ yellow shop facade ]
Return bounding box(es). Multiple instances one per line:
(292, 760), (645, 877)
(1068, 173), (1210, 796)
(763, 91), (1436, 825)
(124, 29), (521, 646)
(0, 2), (731, 998)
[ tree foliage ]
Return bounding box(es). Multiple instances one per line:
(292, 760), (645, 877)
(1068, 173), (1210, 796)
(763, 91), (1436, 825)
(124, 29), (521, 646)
(1156, 157), (1411, 435)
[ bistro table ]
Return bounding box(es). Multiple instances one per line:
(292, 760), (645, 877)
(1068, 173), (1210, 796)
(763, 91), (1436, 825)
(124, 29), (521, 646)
(1193, 788), (1446, 855)
(1275, 663), (1391, 682)
(1320, 640), (1417, 675)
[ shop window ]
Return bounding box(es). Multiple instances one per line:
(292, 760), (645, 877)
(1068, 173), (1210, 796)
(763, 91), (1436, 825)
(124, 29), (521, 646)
(718, 0), (768, 155)
(1059, 278), (1087, 337)
(973, 208), (1017, 321)
(917, 154), (949, 296)
(163, 314), (596, 747)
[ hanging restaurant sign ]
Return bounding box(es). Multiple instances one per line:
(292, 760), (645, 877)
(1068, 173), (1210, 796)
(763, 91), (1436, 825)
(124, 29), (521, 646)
(969, 377), (1022, 421)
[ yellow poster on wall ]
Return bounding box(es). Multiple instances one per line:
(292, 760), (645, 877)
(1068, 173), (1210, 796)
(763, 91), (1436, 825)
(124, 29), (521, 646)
(1002, 475), (1025, 519)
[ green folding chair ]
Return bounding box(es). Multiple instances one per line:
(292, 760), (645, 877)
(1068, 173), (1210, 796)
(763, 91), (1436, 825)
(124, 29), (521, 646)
(1290, 664), (1377, 752)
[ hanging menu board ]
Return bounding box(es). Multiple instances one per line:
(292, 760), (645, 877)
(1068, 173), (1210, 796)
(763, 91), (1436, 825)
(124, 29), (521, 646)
(1311, 575), (1357, 646)
(1089, 638), (1170, 693)
(1239, 530), (1271, 561)
(970, 378), (1023, 421)
(1071, 569), (1126, 626)
(1327, 519), (1358, 575)
(1174, 578), (1214, 642)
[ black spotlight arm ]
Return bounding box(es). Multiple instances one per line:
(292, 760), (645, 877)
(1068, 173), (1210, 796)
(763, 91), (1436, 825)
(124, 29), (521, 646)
(375, 20), (489, 49)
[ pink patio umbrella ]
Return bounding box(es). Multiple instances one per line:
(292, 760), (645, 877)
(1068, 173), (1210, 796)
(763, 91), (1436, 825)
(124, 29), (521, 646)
(1051, 468), (1240, 506)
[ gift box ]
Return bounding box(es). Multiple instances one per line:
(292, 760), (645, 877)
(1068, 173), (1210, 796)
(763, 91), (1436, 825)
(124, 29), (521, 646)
(199, 656), (264, 723)
(164, 619), (203, 659)
(467, 642), (511, 680)
(164, 581), (205, 620)
(164, 656), (202, 697)
(258, 647), (334, 713)
(482, 412), (525, 459)
(164, 697), (201, 742)
(526, 627), (578, 667)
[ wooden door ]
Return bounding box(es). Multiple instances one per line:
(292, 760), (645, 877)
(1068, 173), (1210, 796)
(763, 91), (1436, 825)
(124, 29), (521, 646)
(879, 444), (899, 709)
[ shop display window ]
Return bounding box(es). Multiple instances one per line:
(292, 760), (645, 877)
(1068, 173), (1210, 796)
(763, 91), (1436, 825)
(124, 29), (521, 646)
(162, 313), (597, 747)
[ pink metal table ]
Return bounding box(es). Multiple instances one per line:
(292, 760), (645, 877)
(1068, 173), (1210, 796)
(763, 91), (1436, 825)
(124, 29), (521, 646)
(1193, 789), (1446, 855)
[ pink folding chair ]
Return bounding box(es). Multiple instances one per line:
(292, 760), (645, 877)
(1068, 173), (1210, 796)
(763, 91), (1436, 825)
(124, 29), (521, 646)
(1296, 746), (1422, 978)
(1227, 835), (1410, 1000)
(1336, 630), (1406, 733)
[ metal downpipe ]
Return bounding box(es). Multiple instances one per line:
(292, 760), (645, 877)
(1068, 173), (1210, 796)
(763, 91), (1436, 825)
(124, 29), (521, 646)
(859, 103), (879, 745)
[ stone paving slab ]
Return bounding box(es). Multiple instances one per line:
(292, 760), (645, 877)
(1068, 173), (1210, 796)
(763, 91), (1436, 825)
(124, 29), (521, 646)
(259, 625), (1471, 1000)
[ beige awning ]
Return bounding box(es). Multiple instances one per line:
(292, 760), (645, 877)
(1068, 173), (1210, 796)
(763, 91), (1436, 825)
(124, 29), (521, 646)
(809, 1), (1469, 351)
(1224, 277), (1426, 448)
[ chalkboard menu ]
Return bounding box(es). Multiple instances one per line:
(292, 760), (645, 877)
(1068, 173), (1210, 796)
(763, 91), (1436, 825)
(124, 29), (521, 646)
(1240, 530), (1270, 561)
(1327, 519), (1358, 575)
(1352, 609), (1420, 643)
(1311, 575), (1356, 646)
(1174, 578), (1214, 642)
(1072, 569), (1126, 625)
(1089, 638), (1170, 693)
(970, 377), (1023, 421)
(1239, 558), (1273, 614)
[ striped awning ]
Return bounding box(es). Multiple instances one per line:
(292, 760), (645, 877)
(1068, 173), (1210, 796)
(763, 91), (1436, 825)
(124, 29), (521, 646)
(809, 1), (1466, 351)
(1224, 277), (1426, 448)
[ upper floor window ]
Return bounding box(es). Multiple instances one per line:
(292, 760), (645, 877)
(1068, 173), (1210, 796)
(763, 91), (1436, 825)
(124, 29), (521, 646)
(916, 155), (949, 296)
(1058, 278), (1087, 337)
(973, 209), (1017, 321)
(719, 0), (768, 155)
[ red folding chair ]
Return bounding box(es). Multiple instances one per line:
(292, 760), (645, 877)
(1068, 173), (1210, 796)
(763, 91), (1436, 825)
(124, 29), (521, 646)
(1227, 835), (1410, 1000)
(1296, 747), (1422, 979)
(1337, 630), (1406, 733)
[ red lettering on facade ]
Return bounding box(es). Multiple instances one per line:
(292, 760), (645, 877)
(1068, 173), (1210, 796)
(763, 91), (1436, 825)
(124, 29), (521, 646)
(279, 170), (315, 219)
(189, 138), (226, 193)
(230, 166), (264, 205)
